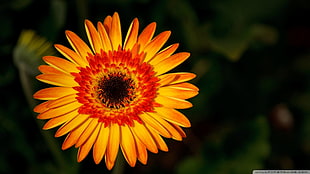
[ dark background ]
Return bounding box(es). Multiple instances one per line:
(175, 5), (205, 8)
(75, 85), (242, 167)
(0, 0), (309, 173)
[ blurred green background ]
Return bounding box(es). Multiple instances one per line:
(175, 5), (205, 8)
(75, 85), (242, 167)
(0, 0), (310, 173)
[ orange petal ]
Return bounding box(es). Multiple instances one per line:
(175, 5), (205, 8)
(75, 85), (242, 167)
(158, 85), (198, 99)
(137, 22), (156, 50)
(75, 118), (99, 147)
(33, 87), (76, 100)
(43, 56), (79, 74)
(154, 52), (190, 76)
(103, 15), (112, 33)
(130, 121), (158, 153)
(158, 72), (196, 86)
(149, 43), (179, 65)
(77, 122), (101, 162)
(170, 123), (187, 138)
(139, 112), (171, 138)
(85, 20), (103, 53)
(37, 102), (81, 119)
(97, 22), (112, 52)
(109, 12), (122, 50)
(155, 95), (193, 109)
(47, 94), (77, 109)
(62, 118), (92, 150)
(55, 114), (89, 137)
(124, 18), (139, 50)
(43, 108), (78, 130)
(133, 134), (148, 165)
(93, 123), (109, 164)
(155, 107), (191, 128)
(166, 82), (199, 91)
(54, 44), (88, 67)
(38, 65), (65, 75)
(65, 30), (92, 62)
(105, 123), (120, 170)
(34, 101), (52, 113)
(145, 124), (168, 152)
(120, 125), (137, 167)
(147, 112), (183, 140)
(36, 74), (78, 87)
(143, 31), (171, 62)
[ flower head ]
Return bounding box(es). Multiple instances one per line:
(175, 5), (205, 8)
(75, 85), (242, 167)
(33, 12), (199, 170)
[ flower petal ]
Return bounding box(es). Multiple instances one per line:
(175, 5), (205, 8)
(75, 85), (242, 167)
(109, 12), (122, 50)
(43, 109), (78, 130)
(85, 20), (103, 53)
(33, 87), (76, 100)
(75, 118), (99, 147)
(38, 65), (65, 75)
(62, 118), (92, 150)
(34, 101), (52, 113)
(145, 124), (168, 152)
(133, 135), (148, 165)
(43, 56), (80, 74)
(124, 18), (139, 50)
(103, 15), (112, 33)
(158, 85), (198, 99)
(140, 112), (171, 138)
(55, 114), (89, 137)
(36, 74), (78, 87)
(47, 94), (77, 108)
(130, 121), (158, 153)
(155, 95), (193, 109)
(93, 123), (109, 164)
(37, 102), (81, 119)
(65, 30), (92, 62)
(155, 107), (191, 128)
(120, 125), (137, 167)
(77, 122), (101, 162)
(143, 31), (171, 62)
(137, 22), (156, 50)
(147, 112), (183, 140)
(170, 123), (186, 138)
(166, 82), (199, 91)
(97, 22), (113, 52)
(54, 44), (88, 67)
(105, 123), (120, 170)
(158, 72), (196, 86)
(154, 52), (190, 76)
(149, 43), (179, 65)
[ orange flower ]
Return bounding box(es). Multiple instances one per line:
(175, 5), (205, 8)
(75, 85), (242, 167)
(33, 12), (198, 170)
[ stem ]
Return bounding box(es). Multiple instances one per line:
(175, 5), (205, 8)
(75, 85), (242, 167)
(18, 64), (79, 174)
(112, 152), (125, 174)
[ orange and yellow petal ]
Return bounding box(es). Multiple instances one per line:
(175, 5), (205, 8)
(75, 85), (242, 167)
(34, 87), (76, 100)
(93, 123), (109, 164)
(153, 52), (190, 75)
(124, 18), (139, 50)
(65, 30), (92, 62)
(120, 125), (137, 167)
(137, 22), (156, 50)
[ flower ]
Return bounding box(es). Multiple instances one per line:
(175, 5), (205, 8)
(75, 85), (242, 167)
(33, 12), (199, 170)
(13, 30), (55, 75)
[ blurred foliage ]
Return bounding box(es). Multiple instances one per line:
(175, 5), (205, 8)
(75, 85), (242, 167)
(0, 0), (310, 173)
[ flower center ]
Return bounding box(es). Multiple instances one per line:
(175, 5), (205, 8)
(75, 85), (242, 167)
(97, 73), (135, 109)
(72, 49), (161, 127)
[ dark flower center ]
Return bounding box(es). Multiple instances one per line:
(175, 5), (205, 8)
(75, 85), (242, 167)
(97, 73), (135, 109)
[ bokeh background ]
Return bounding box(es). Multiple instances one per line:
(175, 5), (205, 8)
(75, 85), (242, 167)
(1, 0), (310, 173)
